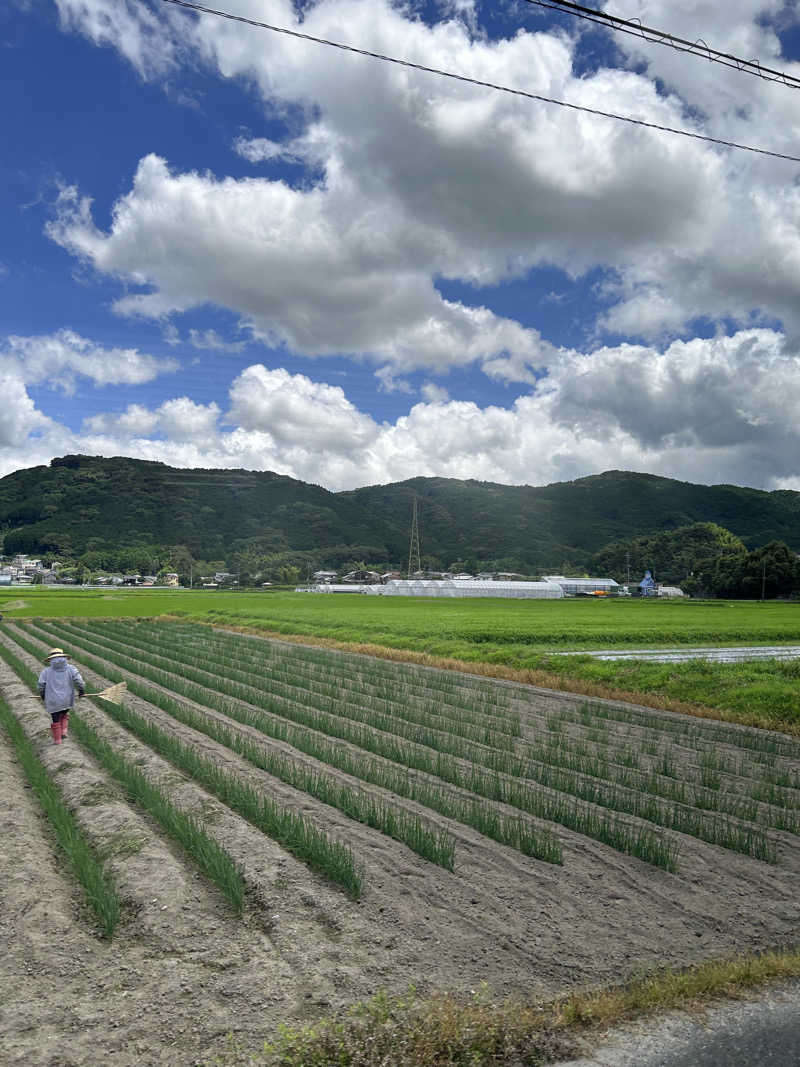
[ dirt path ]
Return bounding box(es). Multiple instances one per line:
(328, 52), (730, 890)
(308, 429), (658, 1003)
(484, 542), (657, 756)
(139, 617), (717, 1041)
(2, 625), (800, 1065)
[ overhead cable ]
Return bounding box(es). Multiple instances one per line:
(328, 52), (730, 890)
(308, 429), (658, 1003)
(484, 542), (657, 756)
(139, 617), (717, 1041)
(161, 0), (800, 164)
(524, 0), (800, 91)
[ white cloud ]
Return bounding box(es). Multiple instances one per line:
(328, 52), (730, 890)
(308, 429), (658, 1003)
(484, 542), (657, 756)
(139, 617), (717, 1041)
(420, 381), (450, 403)
(47, 0), (800, 363)
(83, 403), (160, 438)
(1, 329), (179, 392)
(82, 397), (221, 442)
(29, 0), (800, 497)
(54, 0), (178, 77)
(188, 329), (245, 353)
(228, 365), (378, 452)
(6, 329), (800, 491)
(233, 136), (302, 164)
(0, 371), (51, 447)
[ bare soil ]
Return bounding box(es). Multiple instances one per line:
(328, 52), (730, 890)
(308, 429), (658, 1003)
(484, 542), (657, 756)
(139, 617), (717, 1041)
(1, 625), (799, 1066)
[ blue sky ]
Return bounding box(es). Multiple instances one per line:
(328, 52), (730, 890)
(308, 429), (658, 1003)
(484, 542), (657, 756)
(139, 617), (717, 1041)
(3, 0), (800, 491)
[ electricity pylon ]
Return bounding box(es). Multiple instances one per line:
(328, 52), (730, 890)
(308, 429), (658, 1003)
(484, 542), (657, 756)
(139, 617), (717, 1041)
(407, 496), (421, 578)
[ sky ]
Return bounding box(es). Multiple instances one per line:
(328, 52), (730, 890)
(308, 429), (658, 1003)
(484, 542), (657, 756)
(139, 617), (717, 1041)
(3, 0), (800, 492)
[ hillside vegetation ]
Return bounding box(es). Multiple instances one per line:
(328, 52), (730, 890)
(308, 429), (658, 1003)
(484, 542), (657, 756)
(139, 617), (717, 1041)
(2, 456), (799, 581)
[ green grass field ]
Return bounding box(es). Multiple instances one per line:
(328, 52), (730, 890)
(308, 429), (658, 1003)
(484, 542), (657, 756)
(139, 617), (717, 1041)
(3, 588), (799, 728)
(2, 587), (798, 646)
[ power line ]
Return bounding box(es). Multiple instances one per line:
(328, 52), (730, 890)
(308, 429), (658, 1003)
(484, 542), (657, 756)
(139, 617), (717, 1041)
(161, 0), (800, 163)
(524, 0), (800, 91)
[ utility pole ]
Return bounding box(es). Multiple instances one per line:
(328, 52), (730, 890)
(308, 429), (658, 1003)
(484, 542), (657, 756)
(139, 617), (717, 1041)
(761, 558), (766, 601)
(407, 496), (421, 578)
(625, 550), (630, 585)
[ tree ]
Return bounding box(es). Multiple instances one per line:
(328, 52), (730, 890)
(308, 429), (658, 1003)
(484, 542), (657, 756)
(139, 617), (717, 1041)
(739, 541), (800, 599)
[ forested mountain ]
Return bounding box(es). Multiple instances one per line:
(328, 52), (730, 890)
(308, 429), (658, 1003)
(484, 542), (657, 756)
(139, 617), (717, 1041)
(0, 455), (394, 563)
(2, 455), (799, 577)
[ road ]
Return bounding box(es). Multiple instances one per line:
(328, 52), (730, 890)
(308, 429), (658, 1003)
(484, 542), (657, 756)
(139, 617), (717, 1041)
(555, 981), (800, 1066)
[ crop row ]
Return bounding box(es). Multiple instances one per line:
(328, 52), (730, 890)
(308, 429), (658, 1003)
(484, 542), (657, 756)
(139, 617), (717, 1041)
(16, 621), (561, 865)
(0, 632), (362, 897)
(47, 619), (517, 761)
(0, 691), (120, 937)
(167, 615), (522, 711)
(89, 618), (522, 739)
(108, 618), (522, 729)
(0, 642), (244, 918)
(24, 620), (787, 868)
(21, 621), (681, 870)
(539, 713), (800, 815)
(535, 695), (800, 760)
(56, 620), (780, 859)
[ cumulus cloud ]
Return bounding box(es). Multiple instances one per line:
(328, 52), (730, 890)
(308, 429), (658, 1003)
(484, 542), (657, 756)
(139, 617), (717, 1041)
(47, 155), (557, 378)
(30, 0), (800, 494)
(0, 371), (52, 447)
(84, 397), (220, 441)
(48, 0), (800, 362)
(6, 329), (799, 491)
(228, 366), (378, 452)
(1, 329), (178, 392)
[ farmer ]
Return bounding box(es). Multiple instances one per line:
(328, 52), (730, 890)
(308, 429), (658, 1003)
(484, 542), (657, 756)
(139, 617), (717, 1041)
(37, 647), (84, 745)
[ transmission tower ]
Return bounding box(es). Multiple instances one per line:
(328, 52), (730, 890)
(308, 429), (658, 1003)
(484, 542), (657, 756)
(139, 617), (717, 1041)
(407, 496), (422, 578)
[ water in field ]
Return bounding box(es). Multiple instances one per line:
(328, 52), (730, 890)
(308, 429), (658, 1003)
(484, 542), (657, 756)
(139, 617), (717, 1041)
(556, 646), (800, 663)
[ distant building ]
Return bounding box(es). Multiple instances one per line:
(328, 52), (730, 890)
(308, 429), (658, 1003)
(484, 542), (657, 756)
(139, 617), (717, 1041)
(313, 570), (338, 584)
(658, 585), (685, 598)
(162, 573), (179, 587)
(341, 569), (381, 584)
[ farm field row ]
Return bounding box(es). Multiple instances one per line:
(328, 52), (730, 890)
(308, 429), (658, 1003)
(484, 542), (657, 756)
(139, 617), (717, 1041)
(1, 587), (799, 649)
(2, 589), (800, 730)
(2, 618), (800, 1064)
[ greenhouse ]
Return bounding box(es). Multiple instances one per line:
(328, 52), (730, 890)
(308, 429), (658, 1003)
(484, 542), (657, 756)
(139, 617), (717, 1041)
(298, 580), (565, 599)
(380, 579), (564, 598)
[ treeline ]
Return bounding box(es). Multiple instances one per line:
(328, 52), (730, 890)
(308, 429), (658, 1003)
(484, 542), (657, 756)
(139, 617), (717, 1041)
(41, 522), (799, 600)
(590, 523), (800, 599)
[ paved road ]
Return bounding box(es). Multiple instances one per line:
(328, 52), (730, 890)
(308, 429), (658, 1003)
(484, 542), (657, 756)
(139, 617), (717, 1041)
(554, 646), (800, 663)
(555, 982), (800, 1066)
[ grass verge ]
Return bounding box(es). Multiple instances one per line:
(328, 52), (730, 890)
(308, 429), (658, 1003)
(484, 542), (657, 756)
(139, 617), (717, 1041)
(205, 948), (800, 1066)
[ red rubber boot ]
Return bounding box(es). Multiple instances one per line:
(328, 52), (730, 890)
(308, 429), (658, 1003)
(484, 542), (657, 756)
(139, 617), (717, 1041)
(61, 712), (69, 739)
(50, 722), (62, 745)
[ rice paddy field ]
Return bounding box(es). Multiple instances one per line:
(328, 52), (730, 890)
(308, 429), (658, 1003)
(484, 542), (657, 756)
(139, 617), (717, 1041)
(1, 608), (800, 1065)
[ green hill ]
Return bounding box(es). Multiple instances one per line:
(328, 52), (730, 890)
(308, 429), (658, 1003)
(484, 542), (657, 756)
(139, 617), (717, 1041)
(344, 471), (800, 569)
(1, 455), (799, 572)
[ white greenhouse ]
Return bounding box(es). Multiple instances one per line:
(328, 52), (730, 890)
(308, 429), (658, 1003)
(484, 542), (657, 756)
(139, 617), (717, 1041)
(382, 579), (564, 598)
(298, 580), (565, 599)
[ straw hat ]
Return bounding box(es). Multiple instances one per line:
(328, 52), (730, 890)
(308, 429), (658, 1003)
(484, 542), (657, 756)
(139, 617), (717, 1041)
(44, 647), (66, 661)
